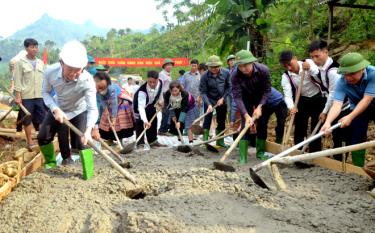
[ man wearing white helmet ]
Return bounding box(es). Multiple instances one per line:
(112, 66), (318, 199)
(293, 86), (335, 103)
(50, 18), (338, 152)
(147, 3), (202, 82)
(37, 40), (98, 171)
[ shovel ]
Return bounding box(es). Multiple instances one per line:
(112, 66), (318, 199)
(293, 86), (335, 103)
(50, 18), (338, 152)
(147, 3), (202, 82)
(107, 113), (124, 150)
(0, 108), (13, 124)
(213, 123), (252, 172)
(1, 84), (32, 125)
(249, 122), (342, 189)
(281, 71), (305, 150)
(97, 137), (131, 168)
(63, 118), (144, 198)
(120, 110), (159, 154)
(191, 104), (218, 135)
(176, 130), (238, 153)
(173, 119), (192, 153)
(272, 140), (375, 189)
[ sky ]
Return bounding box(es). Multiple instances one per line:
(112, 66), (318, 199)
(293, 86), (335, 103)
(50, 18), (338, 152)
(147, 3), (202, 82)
(0, 0), (166, 38)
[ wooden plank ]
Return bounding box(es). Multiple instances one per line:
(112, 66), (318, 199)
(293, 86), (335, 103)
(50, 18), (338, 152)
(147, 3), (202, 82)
(265, 140), (371, 178)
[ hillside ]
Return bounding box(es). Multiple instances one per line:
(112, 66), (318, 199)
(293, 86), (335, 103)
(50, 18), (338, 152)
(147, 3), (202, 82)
(9, 14), (108, 47)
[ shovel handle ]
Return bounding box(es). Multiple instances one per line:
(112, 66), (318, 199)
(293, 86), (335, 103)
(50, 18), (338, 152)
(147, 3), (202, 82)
(301, 119), (322, 153)
(192, 104), (218, 125)
(0, 108), (13, 123)
(135, 110), (159, 144)
(107, 112), (124, 150)
(276, 140), (375, 164)
(281, 71), (305, 150)
(220, 124), (251, 162)
(1, 84), (31, 116)
(97, 137), (125, 163)
(174, 119), (185, 145)
(63, 118), (137, 185)
(252, 122), (342, 171)
(192, 130), (238, 146)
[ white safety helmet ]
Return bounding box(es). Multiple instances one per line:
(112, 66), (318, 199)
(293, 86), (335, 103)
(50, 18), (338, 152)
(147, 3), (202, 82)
(59, 40), (88, 68)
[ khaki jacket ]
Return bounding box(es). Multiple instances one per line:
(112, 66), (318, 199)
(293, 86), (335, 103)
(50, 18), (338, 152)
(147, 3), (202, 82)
(14, 56), (45, 99)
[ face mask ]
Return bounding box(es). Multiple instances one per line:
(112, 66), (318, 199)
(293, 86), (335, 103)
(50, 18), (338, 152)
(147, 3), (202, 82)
(99, 88), (108, 95)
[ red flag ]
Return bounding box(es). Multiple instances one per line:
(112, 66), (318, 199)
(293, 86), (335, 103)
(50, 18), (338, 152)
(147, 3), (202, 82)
(42, 48), (48, 65)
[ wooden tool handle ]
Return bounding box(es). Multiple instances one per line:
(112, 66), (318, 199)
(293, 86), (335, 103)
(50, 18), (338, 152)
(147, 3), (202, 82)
(63, 118), (137, 184)
(135, 110), (159, 144)
(301, 119), (322, 153)
(282, 70), (305, 149)
(107, 113), (124, 150)
(192, 104), (218, 125)
(276, 140), (375, 164)
(220, 124), (251, 162)
(174, 119), (185, 145)
(192, 130), (238, 146)
(97, 137), (125, 163)
(1, 84), (31, 116)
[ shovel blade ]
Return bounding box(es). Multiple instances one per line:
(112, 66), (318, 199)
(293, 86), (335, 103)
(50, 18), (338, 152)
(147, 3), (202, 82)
(177, 145), (193, 153)
(249, 168), (270, 190)
(191, 124), (204, 135)
(206, 144), (219, 153)
(213, 162), (236, 172)
(119, 142), (136, 154)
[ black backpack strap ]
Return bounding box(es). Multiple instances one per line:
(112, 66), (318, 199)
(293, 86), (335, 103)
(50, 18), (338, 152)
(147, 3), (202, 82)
(285, 71), (296, 101)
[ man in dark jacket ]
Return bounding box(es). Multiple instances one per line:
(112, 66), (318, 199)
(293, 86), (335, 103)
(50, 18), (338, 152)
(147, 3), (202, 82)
(199, 55), (232, 148)
(232, 50), (272, 164)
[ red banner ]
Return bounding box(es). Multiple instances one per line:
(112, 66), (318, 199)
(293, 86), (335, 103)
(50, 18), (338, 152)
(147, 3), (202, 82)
(95, 57), (190, 67)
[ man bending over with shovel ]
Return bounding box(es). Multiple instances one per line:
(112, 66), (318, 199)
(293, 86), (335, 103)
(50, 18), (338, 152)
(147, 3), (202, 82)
(232, 50), (272, 164)
(321, 52), (374, 167)
(38, 40), (98, 169)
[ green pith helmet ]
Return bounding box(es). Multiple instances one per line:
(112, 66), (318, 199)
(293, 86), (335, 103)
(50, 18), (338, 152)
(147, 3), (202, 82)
(226, 54), (236, 62)
(206, 55), (223, 67)
(96, 64), (107, 71)
(235, 50), (257, 65)
(162, 58), (175, 68)
(338, 52), (370, 74)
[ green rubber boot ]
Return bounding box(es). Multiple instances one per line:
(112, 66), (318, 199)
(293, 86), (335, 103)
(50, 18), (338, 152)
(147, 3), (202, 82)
(202, 129), (210, 148)
(216, 129), (228, 148)
(203, 129), (209, 141)
(351, 149), (366, 167)
(40, 143), (56, 169)
(80, 149), (95, 180)
(256, 139), (268, 161)
(239, 140), (249, 165)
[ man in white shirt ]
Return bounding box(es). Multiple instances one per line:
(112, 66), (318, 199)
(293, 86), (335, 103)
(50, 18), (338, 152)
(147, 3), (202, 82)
(279, 50), (325, 152)
(159, 58), (174, 135)
(38, 40), (98, 172)
(133, 70), (166, 148)
(308, 40), (351, 160)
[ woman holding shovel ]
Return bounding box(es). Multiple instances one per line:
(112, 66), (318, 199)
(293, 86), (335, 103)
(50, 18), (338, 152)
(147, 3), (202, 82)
(164, 81), (197, 144)
(37, 41), (98, 176)
(232, 50), (272, 164)
(94, 72), (135, 145)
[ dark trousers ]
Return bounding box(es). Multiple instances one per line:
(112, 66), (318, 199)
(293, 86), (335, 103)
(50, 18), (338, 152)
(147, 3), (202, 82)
(350, 107), (375, 146)
(20, 98), (47, 129)
(136, 108), (158, 145)
(257, 101), (288, 140)
(159, 107), (170, 133)
(38, 111), (87, 160)
(294, 94), (326, 152)
(203, 103), (227, 131)
(332, 108), (352, 160)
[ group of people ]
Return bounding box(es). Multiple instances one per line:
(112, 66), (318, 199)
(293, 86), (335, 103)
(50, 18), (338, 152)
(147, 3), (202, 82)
(8, 37), (374, 173)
